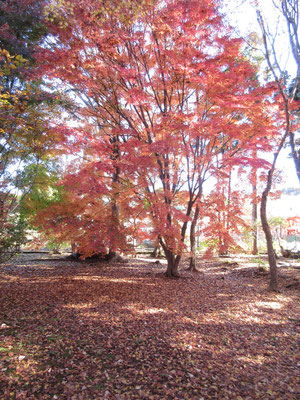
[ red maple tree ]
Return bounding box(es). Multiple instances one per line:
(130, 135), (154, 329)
(36, 0), (280, 275)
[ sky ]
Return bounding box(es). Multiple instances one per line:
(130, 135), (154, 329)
(223, 0), (297, 76)
(222, 0), (299, 190)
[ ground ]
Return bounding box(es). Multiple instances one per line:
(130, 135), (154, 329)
(0, 253), (299, 400)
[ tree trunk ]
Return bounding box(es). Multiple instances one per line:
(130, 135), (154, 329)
(251, 155), (258, 255)
(109, 135), (122, 256)
(159, 186), (202, 277)
(256, 8), (293, 291)
(150, 245), (161, 258)
(108, 248), (117, 260)
(159, 238), (180, 277)
(188, 205), (199, 271)
(71, 242), (80, 259)
(260, 172), (278, 292)
(251, 187), (258, 255)
(165, 251), (180, 277)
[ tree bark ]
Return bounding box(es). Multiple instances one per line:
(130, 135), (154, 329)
(165, 250), (180, 278)
(150, 236), (162, 258)
(151, 245), (162, 258)
(109, 135), (122, 257)
(252, 209), (258, 255)
(251, 183), (258, 255)
(188, 205), (200, 271)
(260, 173), (278, 291)
(159, 238), (180, 277)
(108, 248), (117, 260)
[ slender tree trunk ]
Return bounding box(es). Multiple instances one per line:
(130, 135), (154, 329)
(251, 183), (258, 255)
(252, 202), (258, 255)
(256, 9), (293, 292)
(159, 186), (202, 277)
(108, 135), (121, 259)
(251, 152), (258, 254)
(150, 236), (161, 258)
(260, 171), (278, 291)
(151, 245), (161, 258)
(188, 205), (199, 271)
(223, 167), (232, 256)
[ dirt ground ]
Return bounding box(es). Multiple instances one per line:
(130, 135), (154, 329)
(0, 253), (299, 399)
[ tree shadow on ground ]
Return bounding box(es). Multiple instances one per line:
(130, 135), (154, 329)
(0, 256), (299, 399)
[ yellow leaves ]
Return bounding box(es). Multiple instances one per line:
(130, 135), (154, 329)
(266, 389), (275, 396)
(0, 96), (10, 106)
(0, 49), (28, 78)
(1, 49), (10, 58)
(15, 54), (27, 63)
(44, 0), (74, 28)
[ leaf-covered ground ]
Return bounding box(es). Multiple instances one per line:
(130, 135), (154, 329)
(0, 253), (299, 400)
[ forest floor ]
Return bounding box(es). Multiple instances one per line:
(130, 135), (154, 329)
(0, 253), (299, 400)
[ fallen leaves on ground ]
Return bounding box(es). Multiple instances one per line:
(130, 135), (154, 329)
(0, 254), (299, 399)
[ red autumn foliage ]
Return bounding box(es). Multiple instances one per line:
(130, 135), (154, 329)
(33, 0), (283, 276)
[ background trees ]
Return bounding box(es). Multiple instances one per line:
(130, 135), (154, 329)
(1, 0), (296, 291)
(0, 0), (69, 259)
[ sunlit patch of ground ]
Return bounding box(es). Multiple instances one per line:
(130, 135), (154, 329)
(0, 253), (299, 399)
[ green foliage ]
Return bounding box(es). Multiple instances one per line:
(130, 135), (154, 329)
(252, 257), (268, 272)
(45, 237), (62, 252)
(0, 1), (70, 259)
(0, 76), (65, 258)
(20, 162), (65, 226)
(252, 257), (266, 266)
(268, 216), (286, 228)
(0, 211), (27, 262)
(0, 162), (64, 260)
(21, 163), (73, 252)
(0, 0), (48, 60)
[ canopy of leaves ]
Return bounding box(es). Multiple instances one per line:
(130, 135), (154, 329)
(36, 0), (281, 270)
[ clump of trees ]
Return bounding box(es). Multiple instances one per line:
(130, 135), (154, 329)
(1, 0), (298, 291)
(34, 0), (279, 277)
